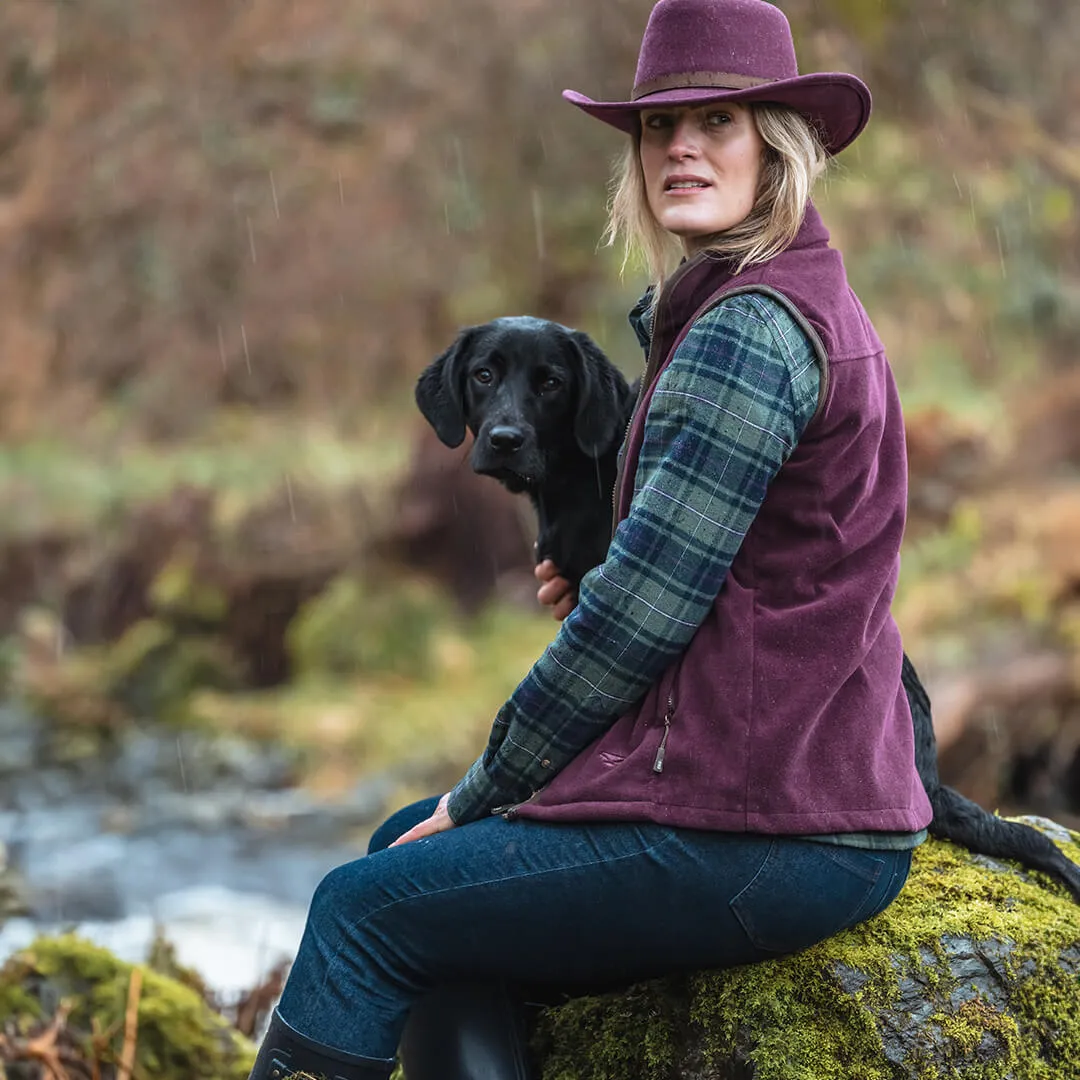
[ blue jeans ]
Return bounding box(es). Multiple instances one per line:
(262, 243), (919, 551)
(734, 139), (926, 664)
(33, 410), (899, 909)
(276, 797), (911, 1060)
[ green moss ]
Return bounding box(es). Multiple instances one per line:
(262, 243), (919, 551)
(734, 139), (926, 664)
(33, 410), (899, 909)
(536, 822), (1080, 1080)
(932, 999), (1019, 1058)
(0, 934), (255, 1079)
(0, 980), (41, 1027)
(538, 984), (683, 1080)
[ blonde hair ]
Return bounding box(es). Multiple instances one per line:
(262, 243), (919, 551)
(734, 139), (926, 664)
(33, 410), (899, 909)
(604, 103), (830, 285)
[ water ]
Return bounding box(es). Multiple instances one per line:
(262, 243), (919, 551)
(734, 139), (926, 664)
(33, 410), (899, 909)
(0, 705), (406, 999)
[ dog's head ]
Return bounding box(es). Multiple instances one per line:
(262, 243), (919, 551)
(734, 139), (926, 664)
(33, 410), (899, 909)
(415, 317), (631, 494)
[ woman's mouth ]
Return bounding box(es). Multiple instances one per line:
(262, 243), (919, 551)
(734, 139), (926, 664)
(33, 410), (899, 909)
(664, 176), (711, 194)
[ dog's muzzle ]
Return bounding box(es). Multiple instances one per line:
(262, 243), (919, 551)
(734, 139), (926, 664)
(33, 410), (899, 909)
(471, 422), (542, 493)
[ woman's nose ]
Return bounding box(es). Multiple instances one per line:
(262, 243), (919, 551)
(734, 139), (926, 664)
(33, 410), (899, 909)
(667, 117), (701, 158)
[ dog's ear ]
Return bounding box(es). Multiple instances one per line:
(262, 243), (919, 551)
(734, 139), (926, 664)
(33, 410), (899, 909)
(415, 327), (480, 448)
(566, 330), (631, 458)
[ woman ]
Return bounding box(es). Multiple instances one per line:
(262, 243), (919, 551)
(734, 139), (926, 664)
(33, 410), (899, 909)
(247, 1), (932, 1077)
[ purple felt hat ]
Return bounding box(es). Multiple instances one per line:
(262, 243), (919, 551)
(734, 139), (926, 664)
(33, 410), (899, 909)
(564, 0), (871, 155)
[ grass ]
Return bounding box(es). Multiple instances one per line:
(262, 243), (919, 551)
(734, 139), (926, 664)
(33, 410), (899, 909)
(0, 408), (412, 541)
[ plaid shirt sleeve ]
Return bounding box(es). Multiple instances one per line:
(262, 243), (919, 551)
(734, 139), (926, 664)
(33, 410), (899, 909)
(447, 292), (821, 824)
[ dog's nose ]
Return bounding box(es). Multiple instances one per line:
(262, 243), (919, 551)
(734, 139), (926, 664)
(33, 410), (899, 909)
(488, 425), (525, 453)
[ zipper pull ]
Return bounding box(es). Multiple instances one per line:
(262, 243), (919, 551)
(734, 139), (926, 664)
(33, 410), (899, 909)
(495, 787), (544, 820)
(653, 697), (674, 773)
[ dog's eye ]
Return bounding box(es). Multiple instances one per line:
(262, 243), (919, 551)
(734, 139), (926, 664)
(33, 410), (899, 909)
(472, 368), (494, 385)
(539, 376), (562, 393)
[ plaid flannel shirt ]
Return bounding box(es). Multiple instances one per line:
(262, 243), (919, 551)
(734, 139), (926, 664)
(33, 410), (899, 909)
(446, 291), (820, 824)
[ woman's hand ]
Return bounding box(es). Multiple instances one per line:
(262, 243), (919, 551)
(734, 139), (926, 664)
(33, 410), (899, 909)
(389, 793), (456, 846)
(535, 559), (578, 621)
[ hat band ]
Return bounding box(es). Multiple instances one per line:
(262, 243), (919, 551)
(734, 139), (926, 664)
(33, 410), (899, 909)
(631, 70), (777, 100)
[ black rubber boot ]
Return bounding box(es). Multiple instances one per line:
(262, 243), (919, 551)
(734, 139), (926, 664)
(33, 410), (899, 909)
(398, 983), (540, 1080)
(247, 1010), (396, 1080)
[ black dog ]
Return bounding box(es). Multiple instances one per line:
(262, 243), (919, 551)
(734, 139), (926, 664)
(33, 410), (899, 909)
(416, 316), (637, 588)
(417, 318), (1080, 903)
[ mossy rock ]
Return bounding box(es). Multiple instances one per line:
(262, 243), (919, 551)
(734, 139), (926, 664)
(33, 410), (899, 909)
(534, 818), (1080, 1080)
(0, 934), (255, 1079)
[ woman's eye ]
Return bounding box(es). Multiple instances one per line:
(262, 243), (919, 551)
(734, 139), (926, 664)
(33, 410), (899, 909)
(643, 113), (672, 130)
(706, 111), (732, 127)
(472, 368), (494, 385)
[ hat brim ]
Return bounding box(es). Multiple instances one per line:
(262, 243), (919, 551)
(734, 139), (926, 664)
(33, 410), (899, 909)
(563, 72), (871, 155)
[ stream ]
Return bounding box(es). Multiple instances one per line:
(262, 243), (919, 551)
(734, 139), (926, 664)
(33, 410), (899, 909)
(0, 701), (416, 1002)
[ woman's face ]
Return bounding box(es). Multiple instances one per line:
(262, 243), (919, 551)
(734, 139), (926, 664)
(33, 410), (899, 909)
(638, 102), (765, 251)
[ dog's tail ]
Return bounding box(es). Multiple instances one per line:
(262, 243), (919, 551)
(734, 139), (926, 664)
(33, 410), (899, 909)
(928, 784), (1080, 903)
(902, 651), (1080, 903)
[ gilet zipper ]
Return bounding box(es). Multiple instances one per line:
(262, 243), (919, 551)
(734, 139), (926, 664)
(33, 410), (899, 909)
(653, 694), (675, 774)
(492, 788), (542, 821)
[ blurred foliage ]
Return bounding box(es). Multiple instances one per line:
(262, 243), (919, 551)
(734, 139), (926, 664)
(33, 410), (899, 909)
(190, 601), (558, 800)
(1, 0), (1077, 434)
(288, 573), (457, 681)
(1, 0), (1080, 809)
